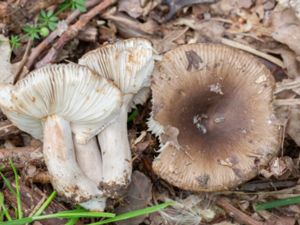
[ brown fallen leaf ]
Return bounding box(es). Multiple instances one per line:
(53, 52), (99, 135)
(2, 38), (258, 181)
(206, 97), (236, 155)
(118, 0), (144, 18)
(278, 0), (300, 20)
(115, 171), (153, 225)
(102, 9), (158, 38)
(174, 18), (225, 43)
(271, 48), (300, 79)
(163, 0), (216, 21)
(272, 7), (300, 56)
(152, 27), (188, 54)
(286, 105), (300, 146)
(258, 210), (296, 225)
(211, 0), (252, 15)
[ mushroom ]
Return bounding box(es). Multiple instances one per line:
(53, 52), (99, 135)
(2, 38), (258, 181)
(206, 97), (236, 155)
(148, 43), (281, 191)
(0, 64), (122, 210)
(79, 38), (154, 196)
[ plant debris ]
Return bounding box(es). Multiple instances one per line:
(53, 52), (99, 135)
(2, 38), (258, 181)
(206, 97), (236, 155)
(2, 0), (300, 224)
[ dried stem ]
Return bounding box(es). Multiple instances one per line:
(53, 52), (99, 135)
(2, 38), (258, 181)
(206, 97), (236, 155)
(221, 38), (284, 68)
(0, 120), (19, 138)
(35, 0), (116, 68)
(216, 197), (264, 225)
(25, 0), (102, 71)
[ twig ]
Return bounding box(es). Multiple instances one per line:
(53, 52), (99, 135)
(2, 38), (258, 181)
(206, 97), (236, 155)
(25, 0), (102, 71)
(0, 120), (19, 138)
(0, 143), (43, 170)
(273, 99), (300, 106)
(216, 197), (264, 225)
(35, 0), (116, 68)
(13, 39), (32, 83)
(275, 79), (300, 94)
(221, 38), (285, 68)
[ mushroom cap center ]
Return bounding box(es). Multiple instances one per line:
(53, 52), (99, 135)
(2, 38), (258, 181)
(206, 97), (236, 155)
(164, 75), (251, 156)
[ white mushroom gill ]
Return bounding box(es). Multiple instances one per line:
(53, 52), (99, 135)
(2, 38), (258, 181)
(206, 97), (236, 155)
(0, 64), (122, 210)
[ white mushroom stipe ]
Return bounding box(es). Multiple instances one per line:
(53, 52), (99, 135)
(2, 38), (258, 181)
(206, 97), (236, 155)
(98, 100), (131, 196)
(74, 137), (103, 185)
(79, 38), (154, 196)
(43, 115), (105, 209)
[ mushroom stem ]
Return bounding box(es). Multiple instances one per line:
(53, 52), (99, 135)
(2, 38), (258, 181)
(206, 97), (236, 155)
(74, 137), (103, 184)
(98, 100), (132, 197)
(43, 115), (105, 210)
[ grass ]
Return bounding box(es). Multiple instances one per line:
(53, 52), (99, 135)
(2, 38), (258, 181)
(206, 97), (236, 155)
(255, 195), (300, 211)
(0, 162), (173, 224)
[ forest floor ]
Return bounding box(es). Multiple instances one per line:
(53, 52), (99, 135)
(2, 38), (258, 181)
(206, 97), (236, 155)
(1, 0), (300, 224)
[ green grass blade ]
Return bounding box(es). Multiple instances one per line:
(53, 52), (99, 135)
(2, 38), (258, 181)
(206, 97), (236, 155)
(9, 160), (22, 219)
(128, 109), (138, 122)
(87, 202), (174, 225)
(0, 171), (16, 196)
(33, 191), (57, 216)
(0, 192), (4, 221)
(34, 211), (115, 220)
(0, 192), (12, 221)
(0, 210), (115, 225)
(65, 217), (80, 225)
(2, 204), (12, 222)
(255, 195), (300, 211)
(0, 217), (33, 225)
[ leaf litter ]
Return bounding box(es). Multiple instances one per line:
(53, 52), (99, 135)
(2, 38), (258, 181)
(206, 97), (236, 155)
(2, 0), (300, 224)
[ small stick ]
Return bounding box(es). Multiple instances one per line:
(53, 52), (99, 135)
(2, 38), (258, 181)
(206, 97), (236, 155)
(25, 0), (102, 71)
(0, 120), (19, 138)
(216, 197), (264, 225)
(221, 38), (284, 68)
(35, 0), (116, 68)
(13, 39), (32, 84)
(273, 99), (300, 106)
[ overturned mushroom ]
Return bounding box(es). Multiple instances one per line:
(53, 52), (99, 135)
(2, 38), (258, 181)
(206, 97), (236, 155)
(148, 43), (281, 191)
(0, 64), (122, 210)
(79, 38), (154, 196)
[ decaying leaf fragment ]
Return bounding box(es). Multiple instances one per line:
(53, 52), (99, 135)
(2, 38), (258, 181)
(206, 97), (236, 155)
(0, 35), (17, 84)
(272, 8), (300, 56)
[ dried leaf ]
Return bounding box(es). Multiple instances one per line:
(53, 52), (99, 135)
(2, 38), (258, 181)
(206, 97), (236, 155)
(152, 27), (188, 54)
(211, 0), (252, 15)
(115, 171), (153, 225)
(272, 8), (300, 56)
(272, 48), (300, 79)
(286, 105), (300, 146)
(118, 0), (144, 18)
(103, 9), (157, 38)
(278, 0), (300, 20)
(0, 35), (25, 84)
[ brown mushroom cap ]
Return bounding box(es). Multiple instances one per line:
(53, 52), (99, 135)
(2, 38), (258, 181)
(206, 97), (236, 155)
(149, 43), (281, 191)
